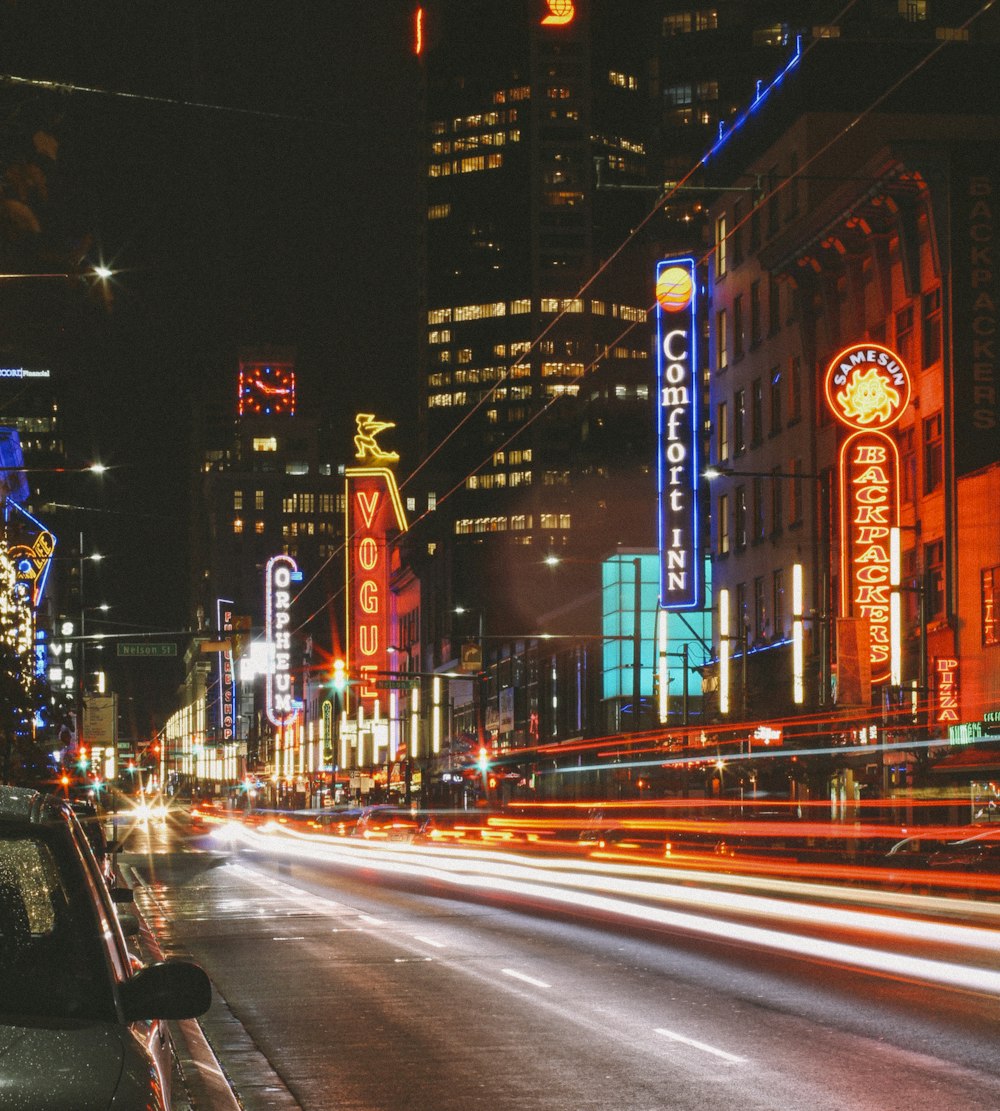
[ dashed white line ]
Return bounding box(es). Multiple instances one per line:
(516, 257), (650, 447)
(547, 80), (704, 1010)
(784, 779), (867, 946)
(359, 914), (386, 926)
(413, 935), (446, 948)
(501, 968), (551, 989)
(654, 1027), (746, 1063)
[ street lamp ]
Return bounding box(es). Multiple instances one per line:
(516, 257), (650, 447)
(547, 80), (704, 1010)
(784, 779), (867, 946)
(453, 606), (485, 748)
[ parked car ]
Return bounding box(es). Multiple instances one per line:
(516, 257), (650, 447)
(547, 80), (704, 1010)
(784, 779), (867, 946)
(70, 799), (120, 886)
(927, 827), (1000, 873)
(0, 785), (212, 1110)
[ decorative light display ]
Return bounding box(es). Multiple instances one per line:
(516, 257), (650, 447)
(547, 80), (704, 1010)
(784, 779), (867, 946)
(825, 343), (911, 686)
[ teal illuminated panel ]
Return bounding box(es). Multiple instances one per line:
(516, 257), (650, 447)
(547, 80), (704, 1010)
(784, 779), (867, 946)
(602, 553), (712, 703)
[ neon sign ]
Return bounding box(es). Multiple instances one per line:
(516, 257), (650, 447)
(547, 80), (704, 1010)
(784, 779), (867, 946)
(826, 344), (910, 686)
(655, 257), (700, 610)
(345, 414), (407, 710)
(541, 0), (575, 26)
(238, 359), (296, 417)
(934, 657), (960, 724)
(217, 600), (235, 741)
(265, 555), (299, 726)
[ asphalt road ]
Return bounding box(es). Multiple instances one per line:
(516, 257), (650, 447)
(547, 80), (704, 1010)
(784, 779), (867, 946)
(115, 809), (1000, 1111)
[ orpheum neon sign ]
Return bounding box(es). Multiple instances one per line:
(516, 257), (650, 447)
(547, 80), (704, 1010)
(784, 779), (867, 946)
(265, 554), (299, 727)
(655, 258), (700, 610)
(825, 343), (911, 685)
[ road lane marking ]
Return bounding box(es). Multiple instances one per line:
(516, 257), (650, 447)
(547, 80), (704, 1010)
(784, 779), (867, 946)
(654, 1027), (746, 1063)
(271, 936), (306, 941)
(359, 914), (386, 926)
(413, 935), (446, 948)
(501, 968), (551, 989)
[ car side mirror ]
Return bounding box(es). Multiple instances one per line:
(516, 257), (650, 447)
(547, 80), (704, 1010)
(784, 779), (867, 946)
(120, 959), (212, 1021)
(111, 886), (134, 904)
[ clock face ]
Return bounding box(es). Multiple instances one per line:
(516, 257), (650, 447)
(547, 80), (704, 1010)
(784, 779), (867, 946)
(238, 363), (296, 416)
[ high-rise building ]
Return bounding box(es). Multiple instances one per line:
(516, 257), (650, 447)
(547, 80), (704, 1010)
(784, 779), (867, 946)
(413, 0), (661, 648)
(183, 349), (345, 791)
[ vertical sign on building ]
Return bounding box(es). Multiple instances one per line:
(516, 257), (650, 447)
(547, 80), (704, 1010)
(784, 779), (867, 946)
(934, 656), (960, 725)
(345, 414), (408, 711)
(825, 343), (911, 686)
(655, 258), (700, 610)
(265, 554), (299, 727)
(216, 599), (236, 741)
(951, 144), (1000, 475)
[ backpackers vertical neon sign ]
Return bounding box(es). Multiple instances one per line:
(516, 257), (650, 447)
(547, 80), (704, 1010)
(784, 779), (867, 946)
(655, 258), (700, 610)
(825, 343), (911, 686)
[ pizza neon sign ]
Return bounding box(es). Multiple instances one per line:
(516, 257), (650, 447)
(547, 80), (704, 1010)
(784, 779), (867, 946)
(825, 344), (910, 686)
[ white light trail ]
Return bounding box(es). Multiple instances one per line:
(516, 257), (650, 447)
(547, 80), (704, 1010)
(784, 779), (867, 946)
(217, 824), (1000, 998)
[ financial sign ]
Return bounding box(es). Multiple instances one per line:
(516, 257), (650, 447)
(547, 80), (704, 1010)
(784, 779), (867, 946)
(655, 257), (700, 610)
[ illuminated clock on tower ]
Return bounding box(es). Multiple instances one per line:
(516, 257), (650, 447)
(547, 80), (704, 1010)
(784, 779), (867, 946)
(238, 361), (296, 417)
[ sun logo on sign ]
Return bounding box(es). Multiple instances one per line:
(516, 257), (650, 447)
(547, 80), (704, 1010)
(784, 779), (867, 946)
(541, 0), (575, 26)
(836, 366), (901, 426)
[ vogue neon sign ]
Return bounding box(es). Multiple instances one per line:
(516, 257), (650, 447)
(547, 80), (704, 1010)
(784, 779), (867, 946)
(345, 413), (408, 710)
(826, 343), (910, 686)
(655, 258), (700, 610)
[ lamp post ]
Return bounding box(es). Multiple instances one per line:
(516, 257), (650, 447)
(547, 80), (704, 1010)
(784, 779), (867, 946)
(544, 552), (651, 733)
(76, 533), (106, 754)
(454, 606), (485, 749)
(704, 465), (833, 709)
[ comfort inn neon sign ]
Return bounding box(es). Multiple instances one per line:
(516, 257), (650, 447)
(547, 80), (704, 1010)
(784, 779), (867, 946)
(655, 258), (700, 610)
(825, 343), (910, 685)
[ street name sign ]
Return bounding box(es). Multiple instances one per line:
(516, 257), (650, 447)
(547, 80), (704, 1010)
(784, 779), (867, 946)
(117, 643), (177, 658)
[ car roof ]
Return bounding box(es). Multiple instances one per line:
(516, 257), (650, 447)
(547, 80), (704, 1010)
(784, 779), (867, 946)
(0, 784), (71, 826)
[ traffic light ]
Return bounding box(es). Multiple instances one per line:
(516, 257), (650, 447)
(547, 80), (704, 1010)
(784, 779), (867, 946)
(477, 746), (489, 773)
(77, 746), (89, 771)
(332, 658), (346, 692)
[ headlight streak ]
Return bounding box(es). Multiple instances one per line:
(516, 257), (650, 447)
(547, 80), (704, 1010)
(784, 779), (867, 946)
(219, 822), (1000, 997)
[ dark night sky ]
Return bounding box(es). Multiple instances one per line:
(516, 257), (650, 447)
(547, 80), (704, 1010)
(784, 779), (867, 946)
(5, 1), (422, 726)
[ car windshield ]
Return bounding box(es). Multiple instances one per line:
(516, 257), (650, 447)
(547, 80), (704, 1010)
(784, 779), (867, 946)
(0, 830), (117, 1022)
